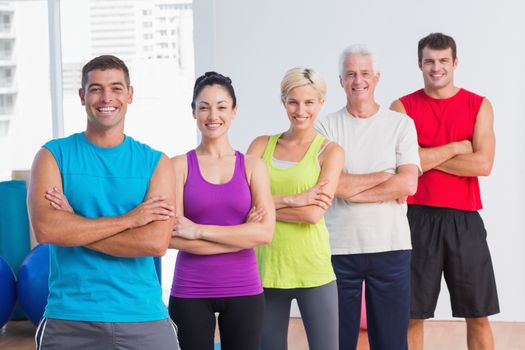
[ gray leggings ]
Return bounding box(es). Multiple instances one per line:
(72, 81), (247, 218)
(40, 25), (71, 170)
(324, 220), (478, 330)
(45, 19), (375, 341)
(260, 281), (338, 350)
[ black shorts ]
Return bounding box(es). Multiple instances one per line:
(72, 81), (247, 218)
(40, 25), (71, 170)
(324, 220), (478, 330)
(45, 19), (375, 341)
(408, 205), (499, 319)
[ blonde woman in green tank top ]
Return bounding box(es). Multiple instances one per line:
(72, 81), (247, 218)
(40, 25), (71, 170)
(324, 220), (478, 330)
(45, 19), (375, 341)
(247, 67), (344, 350)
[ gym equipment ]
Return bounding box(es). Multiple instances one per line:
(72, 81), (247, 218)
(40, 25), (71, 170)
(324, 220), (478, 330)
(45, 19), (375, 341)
(0, 256), (16, 328)
(0, 180), (31, 320)
(17, 244), (50, 326)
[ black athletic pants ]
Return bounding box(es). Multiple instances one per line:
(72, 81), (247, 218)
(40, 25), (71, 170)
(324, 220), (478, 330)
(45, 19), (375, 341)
(169, 293), (265, 350)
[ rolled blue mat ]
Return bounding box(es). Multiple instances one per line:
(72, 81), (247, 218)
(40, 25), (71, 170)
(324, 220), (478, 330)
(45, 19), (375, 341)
(0, 180), (31, 320)
(214, 343), (221, 350)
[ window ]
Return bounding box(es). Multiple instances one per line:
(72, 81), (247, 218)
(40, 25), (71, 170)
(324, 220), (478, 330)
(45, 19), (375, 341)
(0, 120), (8, 136)
(0, 67), (13, 87)
(0, 94), (15, 114)
(0, 0), (196, 304)
(0, 0), (52, 176)
(59, 0), (196, 301)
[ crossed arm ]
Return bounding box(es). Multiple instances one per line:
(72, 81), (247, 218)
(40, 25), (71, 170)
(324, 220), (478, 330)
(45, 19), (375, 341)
(390, 99), (495, 176)
(335, 171), (394, 199)
(247, 135), (345, 225)
(169, 154), (275, 254)
(274, 143), (344, 223)
(341, 164), (419, 203)
(28, 148), (176, 257)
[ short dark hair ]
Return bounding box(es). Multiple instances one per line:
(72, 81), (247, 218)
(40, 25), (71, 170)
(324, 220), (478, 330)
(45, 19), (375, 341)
(418, 33), (457, 63)
(191, 71), (236, 110)
(81, 55), (130, 89)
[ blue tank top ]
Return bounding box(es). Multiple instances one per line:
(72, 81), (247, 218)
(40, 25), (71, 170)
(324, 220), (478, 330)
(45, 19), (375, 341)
(171, 150), (262, 298)
(43, 132), (167, 322)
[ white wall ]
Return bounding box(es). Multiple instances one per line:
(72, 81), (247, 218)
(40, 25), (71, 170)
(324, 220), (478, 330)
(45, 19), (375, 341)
(193, 0), (525, 322)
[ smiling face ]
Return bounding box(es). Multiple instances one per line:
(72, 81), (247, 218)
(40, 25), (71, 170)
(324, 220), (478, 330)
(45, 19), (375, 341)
(79, 68), (133, 132)
(283, 84), (324, 131)
(419, 47), (457, 91)
(340, 54), (379, 105)
(193, 84), (236, 139)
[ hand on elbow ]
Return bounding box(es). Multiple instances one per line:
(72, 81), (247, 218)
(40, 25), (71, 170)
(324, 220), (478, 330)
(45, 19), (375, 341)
(124, 196), (176, 229)
(454, 140), (473, 155)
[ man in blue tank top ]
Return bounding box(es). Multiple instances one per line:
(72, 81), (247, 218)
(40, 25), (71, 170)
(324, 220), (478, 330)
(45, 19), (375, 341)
(28, 55), (179, 349)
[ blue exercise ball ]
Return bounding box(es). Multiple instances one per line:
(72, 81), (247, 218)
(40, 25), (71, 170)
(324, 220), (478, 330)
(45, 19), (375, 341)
(17, 244), (50, 326)
(0, 255), (17, 328)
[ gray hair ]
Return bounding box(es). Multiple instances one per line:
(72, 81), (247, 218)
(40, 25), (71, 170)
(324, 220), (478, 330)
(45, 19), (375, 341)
(338, 44), (379, 76)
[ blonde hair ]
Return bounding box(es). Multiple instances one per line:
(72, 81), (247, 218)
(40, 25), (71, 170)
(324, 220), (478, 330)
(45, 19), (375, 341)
(280, 66), (327, 103)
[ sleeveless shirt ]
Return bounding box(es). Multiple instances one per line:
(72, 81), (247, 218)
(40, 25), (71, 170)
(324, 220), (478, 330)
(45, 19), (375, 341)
(44, 133), (166, 322)
(400, 88), (484, 211)
(171, 150), (262, 297)
(258, 134), (335, 288)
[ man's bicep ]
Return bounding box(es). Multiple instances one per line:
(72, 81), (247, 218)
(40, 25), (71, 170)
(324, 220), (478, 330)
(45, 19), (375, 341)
(28, 148), (63, 240)
(473, 99), (495, 153)
(146, 154), (176, 203)
(145, 155), (177, 232)
(397, 119), (422, 174)
(470, 99), (495, 175)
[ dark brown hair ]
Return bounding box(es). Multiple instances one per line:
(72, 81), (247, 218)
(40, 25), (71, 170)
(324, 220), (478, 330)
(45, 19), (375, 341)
(81, 55), (130, 89)
(418, 33), (457, 63)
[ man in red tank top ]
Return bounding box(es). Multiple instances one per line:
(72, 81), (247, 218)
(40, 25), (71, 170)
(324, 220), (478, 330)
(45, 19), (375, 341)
(391, 33), (499, 350)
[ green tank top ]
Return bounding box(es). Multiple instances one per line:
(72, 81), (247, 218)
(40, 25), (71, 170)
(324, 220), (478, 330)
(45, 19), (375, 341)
(257, 133), (336, 288)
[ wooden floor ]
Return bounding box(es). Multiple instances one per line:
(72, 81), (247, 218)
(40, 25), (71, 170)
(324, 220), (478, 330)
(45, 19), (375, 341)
(1, 318), (524, 349)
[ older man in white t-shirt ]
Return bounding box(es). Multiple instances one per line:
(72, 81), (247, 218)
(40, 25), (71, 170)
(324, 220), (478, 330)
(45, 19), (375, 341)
(315, 45), (420, 350)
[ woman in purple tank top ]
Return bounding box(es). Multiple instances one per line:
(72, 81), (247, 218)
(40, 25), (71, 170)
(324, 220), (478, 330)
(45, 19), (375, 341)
(168, 72), (275, 350)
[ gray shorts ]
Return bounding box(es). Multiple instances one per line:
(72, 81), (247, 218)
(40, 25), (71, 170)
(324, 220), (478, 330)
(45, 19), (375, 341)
(35, 317), (179, 350)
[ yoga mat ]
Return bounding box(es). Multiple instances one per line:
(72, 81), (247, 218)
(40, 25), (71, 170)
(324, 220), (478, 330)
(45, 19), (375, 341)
(0, 180), (31, 320)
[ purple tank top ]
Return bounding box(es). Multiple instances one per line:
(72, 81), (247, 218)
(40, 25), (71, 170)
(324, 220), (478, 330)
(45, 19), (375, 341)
(171, 150), (263, 298)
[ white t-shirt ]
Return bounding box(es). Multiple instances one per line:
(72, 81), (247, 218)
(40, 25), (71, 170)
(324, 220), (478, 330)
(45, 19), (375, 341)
(315, 106), (421, 254)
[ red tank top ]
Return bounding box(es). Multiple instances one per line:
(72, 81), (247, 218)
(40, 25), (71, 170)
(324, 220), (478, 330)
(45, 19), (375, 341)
(400, 88), (484, 211)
